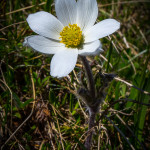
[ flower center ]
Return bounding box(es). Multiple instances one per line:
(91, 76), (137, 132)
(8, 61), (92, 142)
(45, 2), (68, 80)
(60, 24), (83, 48)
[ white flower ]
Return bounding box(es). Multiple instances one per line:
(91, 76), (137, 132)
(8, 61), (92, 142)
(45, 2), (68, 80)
(23, 0), (120, 78)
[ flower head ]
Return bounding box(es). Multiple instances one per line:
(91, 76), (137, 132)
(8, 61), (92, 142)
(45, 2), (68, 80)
(24, 0), (120, 78)
(59, 24), (84, 48)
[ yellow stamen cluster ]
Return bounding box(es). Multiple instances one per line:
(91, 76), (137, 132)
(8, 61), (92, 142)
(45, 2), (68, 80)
(60, 24), (83, 48)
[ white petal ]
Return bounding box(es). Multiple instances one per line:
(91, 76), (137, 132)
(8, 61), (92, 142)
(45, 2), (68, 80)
(23, 35), (65, 54)
(76, 0), (98, 33)
(84, 19), (120, 43)
(78, 40), (102, 56)
(55, 0), (77, 26)
(50, 49), (78, 78)
(27, 11), (63, 40)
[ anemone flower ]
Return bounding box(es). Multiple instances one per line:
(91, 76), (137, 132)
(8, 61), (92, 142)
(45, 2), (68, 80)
(24, 0), (120, 78)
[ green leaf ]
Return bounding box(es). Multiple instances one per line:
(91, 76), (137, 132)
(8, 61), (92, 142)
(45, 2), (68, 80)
(14, 112), (21, 118)
(114, 82), (121, 109)
(70, 94), (73, 112)
(42, 76), (50, 84)
(49, 89), (56, 104)
(120, 84), (126, 98)
(22, 99), (33, 108)
(72, 102), (79, 115)
(135, 77), (150, 148)
(45, 0), (53, 12)
(74, 138), (86, 150)
(106, 41), (113, 72)
(12, 92), (23, 109)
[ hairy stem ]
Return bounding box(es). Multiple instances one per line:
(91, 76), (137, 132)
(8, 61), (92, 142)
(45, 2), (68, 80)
(80, 56), (97, 149)
(84, 110), (96, 150)
(80, 56), (95, 98)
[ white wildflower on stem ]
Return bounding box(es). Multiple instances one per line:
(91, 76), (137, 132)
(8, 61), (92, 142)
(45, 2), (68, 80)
(24, 0), (120, 78)
(23, 0), (120, 149)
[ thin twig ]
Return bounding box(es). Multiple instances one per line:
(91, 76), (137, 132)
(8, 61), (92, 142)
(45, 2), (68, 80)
(77, 98), (88, 119)
(0, 61), (13, 127)
(51, 105), (65, 150)
(0, 79), (13, 128)
(132, 18), (148, 45)
(1, 68), (36, 149)
(1, 2), (46, 17)
(73, 126), (95, 150)
(99, 0), (150, 8)
(116, 114), (146, 150)
(114, 77), (150, 95)
(39, 140), (45, 150)
(105, 115), (135, 150)
(100, 54), (113, 68)
(112, 35), (137, 74)
(0, 21), (26, 31)
(99, 98), (150, 124)
(110, 108), (133, 116)
(118, 99), (150, 106)
(108, 36), (120, 54)
(50, 103), (80, 127)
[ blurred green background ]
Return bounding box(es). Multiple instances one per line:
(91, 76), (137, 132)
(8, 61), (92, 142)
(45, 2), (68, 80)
(0, 0), (150, 149)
